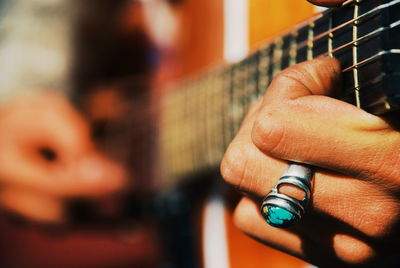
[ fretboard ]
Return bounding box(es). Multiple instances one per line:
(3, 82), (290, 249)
(159, 0), (400, 186)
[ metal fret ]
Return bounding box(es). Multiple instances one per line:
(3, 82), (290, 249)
(230, 66), (238, 142)
(177, 89), (186, 177)
(272, 39), (284, 76)
(328, 16), (334, 57)
(204, 75), (212, 167)
(246, 53), (259, 106)
(206, 72), (224, 167)
(222, 69), (233, 150)
(230, 64), (243, 139)
(200, 77), (208, 169)
(213, 71), (225, 160)
(353, 2), (361, 108)
(187, 83), (198, 174)
(182, 84), (191, 175)
(257, 45), (271, 96)
(289, 31), (298, 66)
(307, 23), (315, 60)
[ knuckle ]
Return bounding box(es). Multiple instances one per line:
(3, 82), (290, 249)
(220, 142), (249, 189)
(251, 105), (286, 155)
(232, 199), (254, 233)
(233, 205), (249, 232)
(272, 66), (307, 89)
(333, 234), (376, 266)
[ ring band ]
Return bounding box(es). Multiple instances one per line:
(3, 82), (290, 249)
(260, 163), (314, 228)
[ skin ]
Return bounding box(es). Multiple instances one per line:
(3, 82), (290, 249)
(221, 56), (400, 266)
(0, 91), (127, 222)
(308, 0), (346, 7)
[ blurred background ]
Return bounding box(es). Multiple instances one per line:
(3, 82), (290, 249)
(0, 0), (321, 267)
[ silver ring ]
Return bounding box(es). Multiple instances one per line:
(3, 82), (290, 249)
(260, 162), (314, 228)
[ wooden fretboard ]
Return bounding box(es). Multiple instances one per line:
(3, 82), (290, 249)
(159, 0), (400, 186)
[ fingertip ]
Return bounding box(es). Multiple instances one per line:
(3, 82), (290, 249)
(307, 0), (346, 7)
(233, 197), (261, 233)
(0, 187), (64, 223)
(298, 56), (342, 97)
(77, 154), (127, 194)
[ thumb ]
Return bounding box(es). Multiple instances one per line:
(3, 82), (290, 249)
(263, 57), (341, 102)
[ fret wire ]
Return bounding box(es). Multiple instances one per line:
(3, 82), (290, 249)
(289, 31), (298, 65)
(206, 76), (213, 167)
(245, 56), (256, 108)
(257, 45), (271, 96)
(215, 72), (225, 159)
(228, 67), (235, 145)
(252, 53), (260, 102)
(268, 17), (400, 68)
(223, 68), (233, 149)
(243, 61), (250, 114)
(328, 15), (333, 57)
(179, 90), (186, 175)
(209, 74), (217, 166)
(353, 2), (361, 108)
(307, 23), (314, 60)
(222, 69), (232, 150)
(202, 77), (209, 168)
(188, 84), (196, 173)
(233, 64), (244, 133)
(193, 83), (201, 170)
(217, 71), (225, 154)
(272, 39), (284, 76)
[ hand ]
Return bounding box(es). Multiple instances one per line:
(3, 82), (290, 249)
(0, 92), (126, 223)
(307, 0), (345, 7)
(220, 57), (400, 267)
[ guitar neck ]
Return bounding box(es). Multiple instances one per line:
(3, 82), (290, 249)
(159, 0), (400, 186)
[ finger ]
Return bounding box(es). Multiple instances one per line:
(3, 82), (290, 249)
(0, 186), (64, 223)
(251, 58), (400, 187)
(263, 57), (342, 102)
(0, 146), (127, 197)
(0, 92), (127, 197)
(234, 197), (380, 266)
(221, 100), (288, 198)
(223, 133), (399, 239)
(307, 0), (346, 7)
(222, 82), (399, 239)
(0, 92), (92, 155)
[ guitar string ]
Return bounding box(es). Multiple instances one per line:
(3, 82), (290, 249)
(262, 18), (400, 71)
(162, 1), (400, 140)
(299, 0), (400, 50)
(164, 0), (400, 90)
(160, 1), (400, 176)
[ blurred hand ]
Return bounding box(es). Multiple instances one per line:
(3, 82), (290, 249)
(221, 57), (400, 266)
(0, 92), (126, 223)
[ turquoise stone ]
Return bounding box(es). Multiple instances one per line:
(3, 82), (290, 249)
(263, 205), (297, 228)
